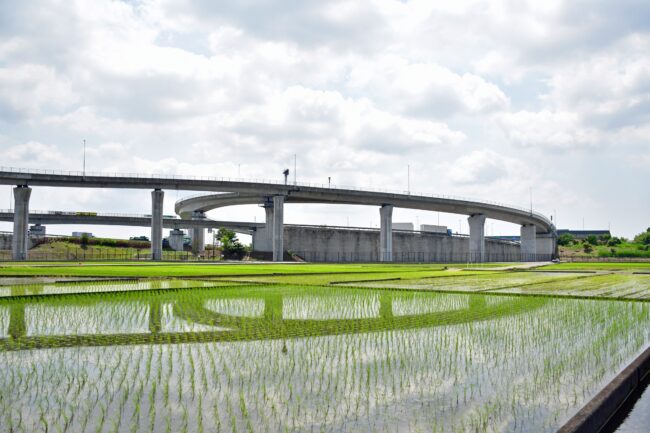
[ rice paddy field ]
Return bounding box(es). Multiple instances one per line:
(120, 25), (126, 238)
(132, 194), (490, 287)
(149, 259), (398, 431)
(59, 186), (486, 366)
(1, 262), (650, 432)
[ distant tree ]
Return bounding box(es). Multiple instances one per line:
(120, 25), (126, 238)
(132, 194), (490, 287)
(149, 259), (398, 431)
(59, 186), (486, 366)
(585, 235), (599, 245)
(557, 233), (574, 246)
(80, 233), (90, 250)
(635, 230), (650, 245)
(218, 228), (246, 259)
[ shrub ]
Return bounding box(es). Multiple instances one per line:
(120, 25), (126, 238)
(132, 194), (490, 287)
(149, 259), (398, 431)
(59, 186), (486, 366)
(585, 235), (599, 246)
(607, 237), (622, 247)
(583, 243), (593, 254)
(557, 233), (574, 246)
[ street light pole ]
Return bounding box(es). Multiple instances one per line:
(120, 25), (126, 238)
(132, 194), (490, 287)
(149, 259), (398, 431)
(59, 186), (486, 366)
(407, 164), (410, 194)
(83, 139), (86, 176)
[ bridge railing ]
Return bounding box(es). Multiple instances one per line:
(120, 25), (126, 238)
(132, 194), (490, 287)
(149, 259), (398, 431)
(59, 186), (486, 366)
(0, 165), (551, 222)
(0, 209), (179, 219)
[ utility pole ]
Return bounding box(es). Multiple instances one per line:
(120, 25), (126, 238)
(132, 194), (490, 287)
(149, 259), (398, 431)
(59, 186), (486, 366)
(294, 154), (297, 186)
(328, 177), (331, 188)
(83, 139), (86, 176)
(407, 164), (410, 194)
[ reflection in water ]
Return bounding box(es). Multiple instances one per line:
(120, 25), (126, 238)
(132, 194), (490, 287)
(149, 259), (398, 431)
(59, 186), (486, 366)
(204, 297), (265, 318)
(0, 287), (543, 352)
(0, 278), (226, 298)
(1, 284), (650, 433)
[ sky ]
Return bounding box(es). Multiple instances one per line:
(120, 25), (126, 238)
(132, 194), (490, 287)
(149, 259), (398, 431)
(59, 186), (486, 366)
(0, 0), (649, 241)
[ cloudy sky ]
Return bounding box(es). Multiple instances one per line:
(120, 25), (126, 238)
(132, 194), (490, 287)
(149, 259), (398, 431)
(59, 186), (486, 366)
(1, 0), (649, 240)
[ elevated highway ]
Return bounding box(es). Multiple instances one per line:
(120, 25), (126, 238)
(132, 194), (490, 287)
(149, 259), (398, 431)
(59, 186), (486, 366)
(175, 192), (555, 262)
(0, 210), (261, 233)
(0, 167), (556, 261)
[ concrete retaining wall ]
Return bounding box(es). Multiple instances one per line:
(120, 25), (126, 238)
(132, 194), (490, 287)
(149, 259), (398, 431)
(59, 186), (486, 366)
(0, 234), (37, 251)
(254, 226), (522, 262)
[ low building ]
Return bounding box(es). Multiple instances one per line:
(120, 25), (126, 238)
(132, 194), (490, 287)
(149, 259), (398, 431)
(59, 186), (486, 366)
(393, 222), (414, 231)
(29, 224), (46, 237)
(420, 224), (449, 235)
(72, 231), (93, 238)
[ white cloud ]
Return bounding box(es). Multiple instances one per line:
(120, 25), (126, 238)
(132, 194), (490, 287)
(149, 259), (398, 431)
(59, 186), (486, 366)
(0, 0), (648, 237)
(3, 141), (68, 167)
(544, 35), (650, 128)
(496, 110), (601, 149)
(447, 149), (511, 185)
(348, 57), (509, 118)
(0, 64), (78, 119)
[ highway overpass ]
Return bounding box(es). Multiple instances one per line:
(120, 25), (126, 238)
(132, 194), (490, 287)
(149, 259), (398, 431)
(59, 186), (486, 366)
(0, 167), (556, 261)
(0, 210), (261, 233)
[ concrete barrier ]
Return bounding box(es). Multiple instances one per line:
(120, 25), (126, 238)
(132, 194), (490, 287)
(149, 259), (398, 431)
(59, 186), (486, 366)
(557, 344), (650, 433)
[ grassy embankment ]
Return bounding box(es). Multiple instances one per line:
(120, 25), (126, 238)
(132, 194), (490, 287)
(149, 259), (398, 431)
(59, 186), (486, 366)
(560, 241), (650, 259)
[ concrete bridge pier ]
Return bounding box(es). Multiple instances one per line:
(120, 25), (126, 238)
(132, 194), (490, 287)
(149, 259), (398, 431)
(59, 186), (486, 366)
(272, 195), (284, 261)
(379, 204), (393, 262)
(468, 213), (486, 262)
(151, 189), (164, 260)
(12, 186), (31, 261)
(521, 224), (537, 261)
(168, 228), (185, 251)
(191, 211), (206, 255)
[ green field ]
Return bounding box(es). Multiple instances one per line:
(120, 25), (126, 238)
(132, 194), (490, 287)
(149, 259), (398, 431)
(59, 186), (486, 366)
(1, 261), (649, 432)
(538, 262), (650, 272)
(0, 262), (483, 278)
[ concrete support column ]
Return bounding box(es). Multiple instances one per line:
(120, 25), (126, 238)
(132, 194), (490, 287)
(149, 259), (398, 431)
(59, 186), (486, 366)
(272, 195), (284, 262)
(12, 186), (31, 261)
(191, 211), (206, 255)
(379, 204), (393, 262)
(521, 224), (537, 261)
(168, 228), (185, 252)
(151, 189), (164, 261)
(467, 213), (486, 262)
(265, 204), (274, 249)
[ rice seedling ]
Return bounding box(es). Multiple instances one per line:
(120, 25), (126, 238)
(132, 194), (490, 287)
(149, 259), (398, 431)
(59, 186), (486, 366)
(0, 276), (649, 432)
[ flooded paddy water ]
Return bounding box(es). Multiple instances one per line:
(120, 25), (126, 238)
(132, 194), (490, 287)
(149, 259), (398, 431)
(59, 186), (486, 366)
(1, 271), (650, 432)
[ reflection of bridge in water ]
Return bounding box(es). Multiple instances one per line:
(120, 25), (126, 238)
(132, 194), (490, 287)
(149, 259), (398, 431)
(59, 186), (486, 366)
(1, 290), (547, 352)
